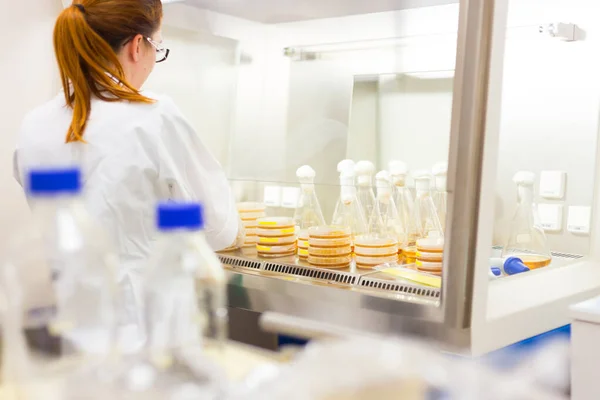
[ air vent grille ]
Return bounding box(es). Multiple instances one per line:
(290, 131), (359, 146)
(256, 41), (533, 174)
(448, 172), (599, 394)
(263, 262), (358, 285)
(359, 277), (440, 299)
(218, 255), (261, 270)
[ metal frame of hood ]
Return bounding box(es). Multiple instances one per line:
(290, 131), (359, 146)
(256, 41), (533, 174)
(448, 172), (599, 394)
(223, 0), (507, 352)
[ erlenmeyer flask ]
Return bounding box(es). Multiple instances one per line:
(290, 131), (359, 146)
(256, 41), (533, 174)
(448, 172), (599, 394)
(293, 165), (326, 237)
(355, 161), (377, 233)
(502, 171), (552, 269)
(370, 171), (407, 249)
(331, 161), (368, 240)
(432, 162), (448, 232)
(389, 161), (417, 246)
(412, 171), (444, 239)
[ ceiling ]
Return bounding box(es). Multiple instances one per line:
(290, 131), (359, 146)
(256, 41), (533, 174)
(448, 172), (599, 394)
(185, 0), (458, 24)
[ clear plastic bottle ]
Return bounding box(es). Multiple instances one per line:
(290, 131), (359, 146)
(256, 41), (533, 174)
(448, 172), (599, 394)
(83, 203), (227, 400)
(293, 165), (326, 237)
(389, 161), (417, 246)
(371, 171), (407, 248)
(354, 161), (377, 233)
(3, 168), (118, 357)
(432, 162), (448, 232)
(331, 160), (368, 241)
(150, 203), (228, 350)
(412, 171), (444, 240)
(502, 171), (552, 269)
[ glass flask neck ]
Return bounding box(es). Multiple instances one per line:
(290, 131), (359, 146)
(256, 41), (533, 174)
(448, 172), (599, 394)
(357, 175), (373, 187)
(392, 175), (406, 187)
(517, 185), (534, 204)
(434, 176), (447, 192)
(301, 183), (315, 193)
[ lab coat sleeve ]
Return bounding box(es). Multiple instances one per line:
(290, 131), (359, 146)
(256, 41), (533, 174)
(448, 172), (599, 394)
(157, 97), (240, 251)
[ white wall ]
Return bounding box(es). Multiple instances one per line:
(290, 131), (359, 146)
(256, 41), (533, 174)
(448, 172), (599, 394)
(347, 80), (379, 165)
(492, 0), (600, 255)
(377, 74), (453, 173)
(0, 0), (62, 246)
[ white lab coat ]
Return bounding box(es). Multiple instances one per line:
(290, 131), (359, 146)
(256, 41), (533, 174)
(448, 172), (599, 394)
(13, 92), (239, 341)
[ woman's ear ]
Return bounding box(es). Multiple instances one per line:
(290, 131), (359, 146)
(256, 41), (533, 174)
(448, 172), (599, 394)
(124, 34), (144, 63)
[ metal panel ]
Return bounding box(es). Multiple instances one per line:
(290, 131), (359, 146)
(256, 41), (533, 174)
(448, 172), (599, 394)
(442, 0), (499, 329)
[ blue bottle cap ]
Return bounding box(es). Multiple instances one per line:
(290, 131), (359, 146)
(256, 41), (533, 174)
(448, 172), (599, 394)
(491, 267), (502, 277)
(504, 257), (530, 275)
(27, 168), (81, 196)
(157, 202), (204, 231)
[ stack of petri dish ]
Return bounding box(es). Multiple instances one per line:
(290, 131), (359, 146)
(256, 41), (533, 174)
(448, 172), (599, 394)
(297, 229), (310, 260)
(307, 226), (353, 269)
(237, 202), (266, 248)
(256, 217), (297, 258)
(415, 236), (444, 275)
(354, 236), (399, 269)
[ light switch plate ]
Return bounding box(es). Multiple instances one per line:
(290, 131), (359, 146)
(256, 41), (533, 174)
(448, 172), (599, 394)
(263, 186), (282, 207)
(538, 203), (563, 232)
(567, 206), (591, 234)
(281, 187), (301, 209)
(539, 171), (566, 199)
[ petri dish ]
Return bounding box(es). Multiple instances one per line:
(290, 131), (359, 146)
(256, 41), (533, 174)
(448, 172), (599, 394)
(355, 245), (398, 257)
(258, 251), (297, 259)
(308, 236), (352, 248)
(308, 245), (352, 257)
(354, 235), (398, 248)
(243, 220), (258, 229)
(416, 250), (443, 263)
(298, 239), (310, 249)
(241, 213), (265, 221)
(416, 237), (444, 253)
(415, 260), (443, 272)
(243, 234), (257, 247)
(237, 202), (266, 212)
(220, 245), (239, 253)
(308, 254), (352, 268)
(355, 254), (399, 268)
(256, 243), (297, 254)
(308, 225), (352, 239)
(297, 229), (309, 241)
(256, 226), (296, 237)
(257, 235), (297, 245)
(257, 217), (295, 228)
(298, 248), (309, 258)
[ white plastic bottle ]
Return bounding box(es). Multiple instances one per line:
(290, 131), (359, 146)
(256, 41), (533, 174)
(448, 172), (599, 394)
(148, 202), (228, 350)
(4, 167), (117, 356)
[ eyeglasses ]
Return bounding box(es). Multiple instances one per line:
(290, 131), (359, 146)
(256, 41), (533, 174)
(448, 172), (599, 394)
(146, 37), (170, 63)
